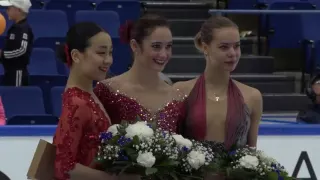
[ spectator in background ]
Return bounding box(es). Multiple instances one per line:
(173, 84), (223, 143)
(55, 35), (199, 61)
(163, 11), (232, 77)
(0, 0), (34, 86)
(0, 97), (6, 125)
(297, 75), (320, 123)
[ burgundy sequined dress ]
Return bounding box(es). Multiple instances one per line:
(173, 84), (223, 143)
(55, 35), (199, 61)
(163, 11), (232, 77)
(94, 81), (186, 133)
(182, 74), (250, 150)
(53, 87), (111, 180)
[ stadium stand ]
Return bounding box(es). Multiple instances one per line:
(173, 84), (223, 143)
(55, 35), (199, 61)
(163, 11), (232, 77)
(0, 0), (319, 124)
(0, 86), (58, 124)
(50, 86), (64, 118)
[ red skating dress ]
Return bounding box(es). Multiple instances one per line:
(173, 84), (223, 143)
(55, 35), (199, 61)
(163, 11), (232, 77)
(181, 74), (251, 150)
(94, 82), (186, 134)
(53, 87), (111, 180)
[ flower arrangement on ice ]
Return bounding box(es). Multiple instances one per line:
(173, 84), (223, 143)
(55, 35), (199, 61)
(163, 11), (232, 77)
(94, 119), (219, 179)
(218, 146), (294, 180)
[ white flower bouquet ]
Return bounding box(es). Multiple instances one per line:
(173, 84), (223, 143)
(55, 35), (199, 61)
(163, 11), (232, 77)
(94, 118), (220, 179)
(217, 146), (294, 180)
(172, 135), (219, 179)
(94, 119), (180, 179)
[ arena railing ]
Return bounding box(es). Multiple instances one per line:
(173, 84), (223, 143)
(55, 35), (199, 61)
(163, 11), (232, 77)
(0, 123), (319, 179)
(141, 1), (213, 15)
(208, 9), (320, 92)
(142, 1), (213, 9)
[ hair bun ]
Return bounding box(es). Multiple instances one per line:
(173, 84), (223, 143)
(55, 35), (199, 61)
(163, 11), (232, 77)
(119, 20), (134, 44)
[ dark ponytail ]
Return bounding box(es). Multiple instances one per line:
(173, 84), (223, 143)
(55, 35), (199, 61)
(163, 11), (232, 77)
(56, 43), (72, 67)
(56, 43), (68, 63)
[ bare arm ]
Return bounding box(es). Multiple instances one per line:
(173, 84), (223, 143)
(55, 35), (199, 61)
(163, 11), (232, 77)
(247, 89), (263, 147)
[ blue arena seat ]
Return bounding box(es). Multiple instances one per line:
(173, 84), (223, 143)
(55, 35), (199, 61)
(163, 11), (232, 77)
(29, 10), (68, 50)
(29, 75), (67, 88)
(29, 10), (68, 38)
(96, 0), (141, 24)
(313, 41), (320, 71)
(259, 0), (318, 6)
(56, 60), (68, 76)
(0, 65), (4, 76)
(0, 86), (58, 124)
(227, 0), (257, 9)
(29, 48), (58, 75)
(110, 37), (131, 75)
(300, 14), (320, 73)
(50, 86), (64, 117)
(93, 0), (139, 3)
(45, 1), (95, 25)
(75, 10), (120, 38)
(266, 2), (315, 49)
(63, 64), (70, 75)
(263, 1), (319, 74)
(30, 74), (67, 117)
(28, 49), (67, 113)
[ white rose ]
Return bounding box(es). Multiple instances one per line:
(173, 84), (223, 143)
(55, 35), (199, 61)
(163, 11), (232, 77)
(187, 150), (206, 170)
(239, 155), (259, 169)
(136, 152), (156, 168)
(172, 134), (192, 149)
(107, 124), (119, 136)
(257, 150), (276, 165)
(125, 121), (154, 140)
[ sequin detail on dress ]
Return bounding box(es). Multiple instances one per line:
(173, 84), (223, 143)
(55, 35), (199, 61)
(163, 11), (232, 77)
(94, 81), (187, 133)
(53, 87), (110, 180)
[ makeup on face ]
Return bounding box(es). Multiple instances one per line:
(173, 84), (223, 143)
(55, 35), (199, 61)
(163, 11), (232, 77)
(150, 41), (172, 65)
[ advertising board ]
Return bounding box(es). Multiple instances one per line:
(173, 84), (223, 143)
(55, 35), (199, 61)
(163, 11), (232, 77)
(0, 125), (319, 180)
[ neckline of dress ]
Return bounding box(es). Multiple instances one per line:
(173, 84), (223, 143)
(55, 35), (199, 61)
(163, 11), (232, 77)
(65, 87), (112, 125)
(114, 89), (183, 118)
(102, 82), (186, 118)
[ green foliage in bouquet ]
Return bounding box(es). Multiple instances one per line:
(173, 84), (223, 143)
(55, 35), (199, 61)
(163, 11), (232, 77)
(216, 146), (295, 180)
(94, 117), (181, 179)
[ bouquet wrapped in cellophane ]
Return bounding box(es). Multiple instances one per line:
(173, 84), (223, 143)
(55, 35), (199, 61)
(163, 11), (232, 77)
(217, 146), (294, 180)
(94, 118), (219, 179)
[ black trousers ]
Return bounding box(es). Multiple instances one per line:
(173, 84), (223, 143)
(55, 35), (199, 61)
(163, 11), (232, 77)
(2, 69), (29, 86)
